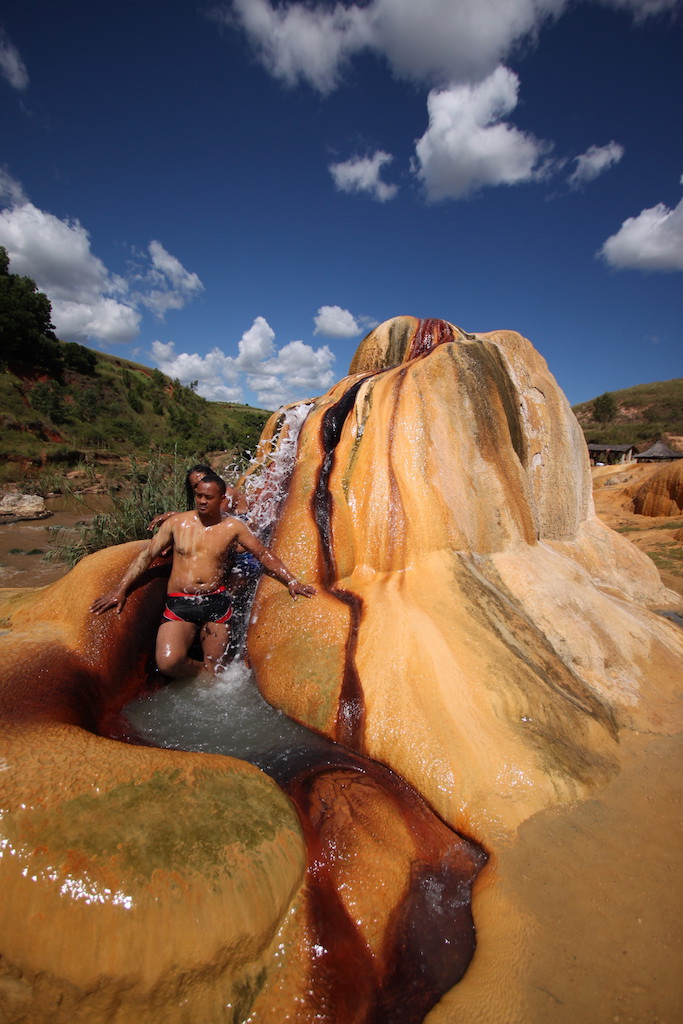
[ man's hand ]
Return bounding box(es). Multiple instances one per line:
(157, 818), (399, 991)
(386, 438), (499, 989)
(90, 588), (128, 615)
(148, 511), (176, 532)
(287, 580), (317, 598)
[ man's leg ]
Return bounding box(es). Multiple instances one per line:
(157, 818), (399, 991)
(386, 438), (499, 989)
(155, 620), (203, 678)
(199, 620), (231, 674)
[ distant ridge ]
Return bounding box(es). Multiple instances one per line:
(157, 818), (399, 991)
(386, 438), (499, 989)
(0, 342), (270, 482)
(572, 378), (683, 450)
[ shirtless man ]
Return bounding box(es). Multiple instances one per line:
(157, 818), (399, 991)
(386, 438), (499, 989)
(90, 472), (316, 677)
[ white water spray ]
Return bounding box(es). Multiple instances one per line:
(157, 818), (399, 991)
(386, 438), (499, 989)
(224, 402), (312, 542)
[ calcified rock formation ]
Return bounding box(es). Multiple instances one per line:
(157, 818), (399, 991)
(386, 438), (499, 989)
(631, 458), (683, 517)
(248, 317), (683, 844)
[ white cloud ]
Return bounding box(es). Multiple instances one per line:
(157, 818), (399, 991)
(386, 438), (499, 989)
(52, 298), (141, 346)
(329, 150), (398, 202)
(247, 338), (336, 408)
(226, 0), (371, 92)
(568, 141), (624, 188)
(314, 305), (363, 338)
(0, 30), (29, 91)
(222, 0), (567, 92)
(413, 66), (549, 201)
(364, 0), (565, 86)
(0, 171), (204, 344)
(136, 240), (204, 317)
(0, 167), (27, 205)
(152, 318), (336, 410)
(0, 193), (141, 344)
(151, 339), (243, 401)
(222, 0), (679, 92)
(599, 195), (683, 272)
(234, 315), (276, 371)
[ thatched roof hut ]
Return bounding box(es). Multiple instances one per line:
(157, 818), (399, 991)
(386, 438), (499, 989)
(634, 440), (683, 462)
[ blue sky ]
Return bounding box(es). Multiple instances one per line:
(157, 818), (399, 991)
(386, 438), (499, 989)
(1, 0), (681, 411)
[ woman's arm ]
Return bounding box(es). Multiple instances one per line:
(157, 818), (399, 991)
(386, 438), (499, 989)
(148, 510), (177, 531)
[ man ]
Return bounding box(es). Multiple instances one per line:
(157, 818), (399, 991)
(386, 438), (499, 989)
(91, 472), (316, 677)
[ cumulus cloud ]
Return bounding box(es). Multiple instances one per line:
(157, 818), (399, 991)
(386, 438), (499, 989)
(568, 141), (624, 188)
(0, 187), (140, 344)
(224, 0), (370, 93)
(329, 150), (398, 202)
(0, 30), (29, 91)
(135, 240), (204, 317)
(247, 337), (336, 408)
(313, 305), (364, 338)
(0, 166), (27, 205)
(222, 0), (568, 92)
(413, 67), (549, 201)
(152, 339), (243, 401)
(599, 194), (683, 272)
(221, 0), (680, 92)
(0, 170), (203, 344)
(152, 317), (336, 410)
(234, 315), (277, 371)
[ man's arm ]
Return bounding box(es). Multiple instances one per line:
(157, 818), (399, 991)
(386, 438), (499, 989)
(90, 522), (175, 615)
(232, 520), (316, 598)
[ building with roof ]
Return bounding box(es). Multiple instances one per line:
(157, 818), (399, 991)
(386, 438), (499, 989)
(633, 440), (683, 462)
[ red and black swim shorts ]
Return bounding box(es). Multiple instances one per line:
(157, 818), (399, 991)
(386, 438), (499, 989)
(162, 586), (233, 625)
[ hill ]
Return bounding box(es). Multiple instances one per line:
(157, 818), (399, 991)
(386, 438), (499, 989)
(0, 342), (270, 489)
(572, 378), (683, 449)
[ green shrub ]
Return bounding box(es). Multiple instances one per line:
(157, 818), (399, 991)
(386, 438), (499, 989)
(63, 342), (97, 375)
(47, 449), (188, 568)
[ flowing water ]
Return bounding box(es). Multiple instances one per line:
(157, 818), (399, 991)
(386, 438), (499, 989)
(122, 659), (337, 781)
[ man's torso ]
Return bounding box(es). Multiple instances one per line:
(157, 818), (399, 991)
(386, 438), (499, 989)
(165, 513), (241, 594)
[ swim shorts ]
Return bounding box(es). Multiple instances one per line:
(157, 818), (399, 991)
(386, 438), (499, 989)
(162, 586), (233, 625)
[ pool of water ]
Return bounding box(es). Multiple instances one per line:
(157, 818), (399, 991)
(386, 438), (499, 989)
(121, 659), (337, 782)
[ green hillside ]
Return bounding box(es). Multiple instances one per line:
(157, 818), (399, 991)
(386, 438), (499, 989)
(572, 379), (683, 447)
(0, 342), (270, 488)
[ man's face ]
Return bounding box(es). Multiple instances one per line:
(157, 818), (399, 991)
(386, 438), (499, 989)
(194, 480), (223, 517)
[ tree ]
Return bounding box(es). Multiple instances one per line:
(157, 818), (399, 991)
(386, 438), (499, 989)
(63, 341), (97, 375)
(592, 392), (617, 424)
(0, 245), (62, 373)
